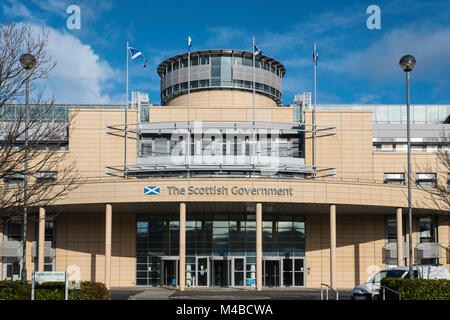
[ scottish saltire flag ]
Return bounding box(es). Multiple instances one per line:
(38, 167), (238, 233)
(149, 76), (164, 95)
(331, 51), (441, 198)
(188, 36), (192, 51)
(129, 47), (147, 68)
(253, 42), (262, 56)
(144, 186), (160, 195)
(313, 49), (318, 65)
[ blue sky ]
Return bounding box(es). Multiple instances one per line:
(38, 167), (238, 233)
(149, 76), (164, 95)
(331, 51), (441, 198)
(2, 0), (450, 105)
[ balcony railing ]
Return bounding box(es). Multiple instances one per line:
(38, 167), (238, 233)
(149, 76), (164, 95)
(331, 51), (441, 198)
(384, 242), (409, 260)
(417, 242), (442, 259)
(31, 241), (55, 257)
(0, 240), (22, 257)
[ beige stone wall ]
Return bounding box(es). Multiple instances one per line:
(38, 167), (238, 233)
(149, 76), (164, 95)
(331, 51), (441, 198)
(55, 211), (135, 286)
(68, 109), (137, 179)
(306, 213), (450, 288)
(149, 104), (292, 123)
(306, 213), (385, 288)
(304, 110), (375, 181)
(167, 90), (278, 108)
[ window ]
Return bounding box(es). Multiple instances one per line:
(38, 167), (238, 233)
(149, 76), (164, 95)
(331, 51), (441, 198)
(36, 171), (57, 184)
(411, 145), (425, 152)
(141, 143), (153, 157)
(6, 221), (22, 241)
(200, 55), (209, 65)
(385, 217), (397, 243)
(370, 270), (406, 283)
(181, 58), (188, 68)
(43, 219), (56, 271)
(415, 173), (437, 188)
(418, 217), (436, 243)
(211, 56), (221, 66)
(243, 57), (252, 66)
(191, 56), (199, 66)
(384, 173), (405, 185)
(173, 60), (179, 71)
(4, 172), (24, 186)
(233, 57), (242, 65)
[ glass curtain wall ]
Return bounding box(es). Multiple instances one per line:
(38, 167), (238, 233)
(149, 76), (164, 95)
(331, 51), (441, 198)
(136, 213), (305, 286)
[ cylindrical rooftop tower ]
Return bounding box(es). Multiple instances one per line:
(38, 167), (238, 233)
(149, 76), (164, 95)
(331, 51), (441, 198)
(157, 49), (286, 106)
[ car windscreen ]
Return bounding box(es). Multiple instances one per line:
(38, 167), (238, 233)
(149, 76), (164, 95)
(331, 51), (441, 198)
(371, 270), (406, 283)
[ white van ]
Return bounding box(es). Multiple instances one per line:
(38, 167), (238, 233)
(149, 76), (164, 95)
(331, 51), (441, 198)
(351, 265), (450, 300)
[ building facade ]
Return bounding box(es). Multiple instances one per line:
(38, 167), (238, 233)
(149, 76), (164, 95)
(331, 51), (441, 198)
(1, 49), (449, 290)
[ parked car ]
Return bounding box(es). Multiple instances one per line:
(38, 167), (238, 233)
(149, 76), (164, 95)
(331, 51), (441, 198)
(351, 265), (450, 300)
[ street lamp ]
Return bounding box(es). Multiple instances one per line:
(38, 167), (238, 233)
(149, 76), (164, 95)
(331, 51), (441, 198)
(19, 53), (36, 283)
(399, 54), (416, 279)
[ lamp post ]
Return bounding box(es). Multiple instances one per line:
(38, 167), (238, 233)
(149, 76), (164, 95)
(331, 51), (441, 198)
(399, 54), (416, 279)
(19, 53), (37, 283)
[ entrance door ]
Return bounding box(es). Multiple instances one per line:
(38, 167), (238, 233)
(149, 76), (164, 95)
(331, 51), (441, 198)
(196, 257), (209, 286)
(282, 258), (293, 287)
(232, 257), (245, 287)
(212, 259), (229, 287)
(3, 258), (20, 281)
(264, 260), (280, 287)
(293, 258), (305, 286)
(282, 258), (305, 287)
(162, 259), (178, 287)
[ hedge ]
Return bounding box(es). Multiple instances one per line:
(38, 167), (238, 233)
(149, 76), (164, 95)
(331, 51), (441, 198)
(0, 280), (110, 300)
(381, 278), (450, 300)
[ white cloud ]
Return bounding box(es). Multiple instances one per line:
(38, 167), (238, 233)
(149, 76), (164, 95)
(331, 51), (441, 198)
(2, 0), (35, 21)
(205, 27), (247, 48)
(336, 24), (450, 83)
(32, 25), (117, 103)
(2, 1), (118, 103)
(352, 93), (382, 104)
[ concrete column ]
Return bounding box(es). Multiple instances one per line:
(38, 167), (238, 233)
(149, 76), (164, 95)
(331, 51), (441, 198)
(330, 204), (336, 289)
(256, 202), (262, 291)
(396, 208), (403, 267)
(179, 202), (186, 291)
(38, 207), (45, 271)
(105, 204), (112, 289)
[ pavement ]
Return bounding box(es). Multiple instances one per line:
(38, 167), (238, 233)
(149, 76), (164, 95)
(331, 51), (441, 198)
(110, 287), (352, 300)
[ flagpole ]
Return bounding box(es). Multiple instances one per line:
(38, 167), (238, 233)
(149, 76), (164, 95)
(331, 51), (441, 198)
(125, 41), (129, 179)
(313, 43), (317, 179)
(252, 36), (256, 177)
(187, 37), (191, 178)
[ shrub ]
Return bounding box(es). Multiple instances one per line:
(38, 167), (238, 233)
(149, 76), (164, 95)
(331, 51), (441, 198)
(0, 280), (110, 300)
(381, 278), (450, 300)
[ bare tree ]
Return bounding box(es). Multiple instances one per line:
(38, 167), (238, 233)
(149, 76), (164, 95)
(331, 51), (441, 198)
(415, 129), (450, 212)
(0, 22), (81, 281)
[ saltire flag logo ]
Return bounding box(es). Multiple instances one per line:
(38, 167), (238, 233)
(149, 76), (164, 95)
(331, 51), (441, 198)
(129, 47), (148, 68)
(188, 36), (192, 48)
(313, 50), (318, 65)
(144, 186), (160, 195)
(253, 42), (262, 56)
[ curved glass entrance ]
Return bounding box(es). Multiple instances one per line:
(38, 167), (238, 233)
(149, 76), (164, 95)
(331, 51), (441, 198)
(136, 212), (305, 287)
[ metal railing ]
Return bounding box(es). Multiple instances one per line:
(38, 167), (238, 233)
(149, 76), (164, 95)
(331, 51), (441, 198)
(320, 283), (339, 300)
(373, 285), (402, 300)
